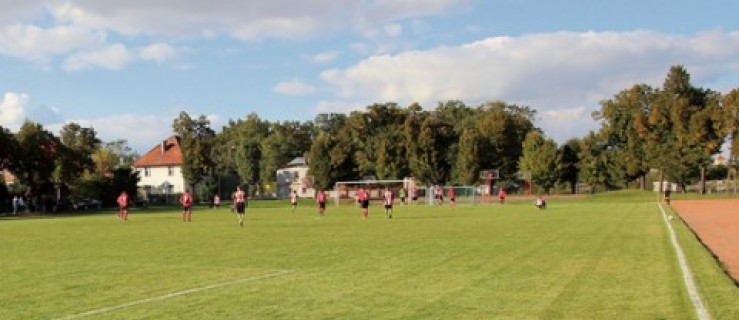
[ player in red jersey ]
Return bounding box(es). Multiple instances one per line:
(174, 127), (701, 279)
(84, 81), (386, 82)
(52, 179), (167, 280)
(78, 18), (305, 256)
(180, 190), (194, 222)
(448, 187), (456, 208)
(117, 191), (129, 220)
(234, 186), (247, 227)
(358, 187), (369, 219)
(316, 189), (327, 216)
(498, 186), (506, 204)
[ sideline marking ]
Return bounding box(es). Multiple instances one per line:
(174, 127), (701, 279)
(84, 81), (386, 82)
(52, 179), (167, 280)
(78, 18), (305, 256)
(658, 204), (711, 320)
(54, 270), (292, 320)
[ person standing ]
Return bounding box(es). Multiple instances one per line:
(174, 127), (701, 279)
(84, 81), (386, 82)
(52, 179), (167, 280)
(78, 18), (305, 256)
(213, 194), (221, 209)
(117, 191), (130, 220)
(498, 186), (506, 204)
(435, 185), (444, 206)
(358, 187), (370, 219)
(316, 189), (327, 216)
(180, 189), (194, 222)
(448, 187), (456, 208)
(290, 190), (299, 213)
(234, 186), (247, 227)
(383, 187), (394, 219)
(664, 185), (672, 205)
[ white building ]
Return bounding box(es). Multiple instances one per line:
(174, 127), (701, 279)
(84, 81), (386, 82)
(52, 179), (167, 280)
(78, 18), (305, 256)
(133, 136), (187, 196)
(276, 157), (314, 198)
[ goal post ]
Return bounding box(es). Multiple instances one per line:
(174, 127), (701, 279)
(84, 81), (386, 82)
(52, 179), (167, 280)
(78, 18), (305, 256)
(333, 178), (418, 206)
(437, 185), (478, 205)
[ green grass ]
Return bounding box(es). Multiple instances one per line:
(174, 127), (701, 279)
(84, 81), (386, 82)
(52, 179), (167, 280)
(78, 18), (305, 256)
(0, 194), (737, 319)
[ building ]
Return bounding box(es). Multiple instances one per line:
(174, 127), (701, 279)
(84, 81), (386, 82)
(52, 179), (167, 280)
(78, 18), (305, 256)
(276, 157), (314, 198)
(2, 169), (17, 186)
(133, 136), (186, 197)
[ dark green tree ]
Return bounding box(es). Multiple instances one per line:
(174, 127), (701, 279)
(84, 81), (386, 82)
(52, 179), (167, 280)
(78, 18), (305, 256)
(172, 111), (216, 193)
(453, 128), (482, 185)
(558, 138), (581, 194)
(519, 131), (560, 194)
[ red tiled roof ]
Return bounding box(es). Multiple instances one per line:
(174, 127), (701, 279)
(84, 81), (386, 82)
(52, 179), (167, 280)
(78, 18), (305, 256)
(133, 136), (184, 167)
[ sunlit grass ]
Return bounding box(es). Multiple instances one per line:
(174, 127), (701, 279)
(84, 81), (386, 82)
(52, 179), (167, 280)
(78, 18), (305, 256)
(0, 194), (736, 319)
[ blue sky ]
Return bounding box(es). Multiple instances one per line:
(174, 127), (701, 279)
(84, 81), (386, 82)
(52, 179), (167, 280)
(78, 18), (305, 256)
(1, 0), (738, 153)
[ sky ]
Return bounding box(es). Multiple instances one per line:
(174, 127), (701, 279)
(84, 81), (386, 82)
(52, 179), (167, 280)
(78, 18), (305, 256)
(1, 0), (738, 154)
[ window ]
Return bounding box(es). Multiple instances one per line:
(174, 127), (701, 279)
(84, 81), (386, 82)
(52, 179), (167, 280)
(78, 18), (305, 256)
(168, 166), (174, 176)
(144, 168), (151, 177)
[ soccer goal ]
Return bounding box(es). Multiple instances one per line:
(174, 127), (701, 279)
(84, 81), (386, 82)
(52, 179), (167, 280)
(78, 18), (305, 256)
(333, 178), (418, 206)
(425, 185), (479, 205)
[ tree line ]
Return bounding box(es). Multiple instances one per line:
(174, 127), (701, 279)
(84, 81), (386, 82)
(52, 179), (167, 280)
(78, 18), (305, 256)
(181, 66), (737, 196)
(2, 65), (737, 212)
(0, 122), (139, 212)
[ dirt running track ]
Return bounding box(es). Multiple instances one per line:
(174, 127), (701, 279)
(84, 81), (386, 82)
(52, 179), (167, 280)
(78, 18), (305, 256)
(670, 199), (739, 283)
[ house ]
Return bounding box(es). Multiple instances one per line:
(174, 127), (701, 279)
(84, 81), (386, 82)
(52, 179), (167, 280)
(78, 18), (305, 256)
(276, 157), (314, 198)
(133, 136), (186, 197)
(2, 169), (17, 186)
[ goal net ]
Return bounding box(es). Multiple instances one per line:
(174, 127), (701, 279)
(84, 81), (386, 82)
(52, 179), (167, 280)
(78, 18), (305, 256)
(424, 186), (479, 205)
(333, 178), (418, 206)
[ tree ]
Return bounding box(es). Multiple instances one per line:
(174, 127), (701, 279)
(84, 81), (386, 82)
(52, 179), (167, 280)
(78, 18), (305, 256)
(56, 123), (101, 199)
(172, 111), (216, 193)
(307, 133), (334, 190)
(405, 115), (455, 184)
(453, 128), (482, 185)
(596, 84), (654, 189)
(519, 131), (560, 194)
(474, 102), (537, 179)
(578, 132), (610, 192)
(558, 138), (581, 194)
(0, 125), (19, 172)
(650, 66), (724, 192)
(723, 89), (739, 168)
(15, 121), (59, 205)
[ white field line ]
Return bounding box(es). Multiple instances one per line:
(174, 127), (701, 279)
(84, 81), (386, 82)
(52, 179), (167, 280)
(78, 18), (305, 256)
(658, 204), (711, 320)
(54, 270), (292, 320)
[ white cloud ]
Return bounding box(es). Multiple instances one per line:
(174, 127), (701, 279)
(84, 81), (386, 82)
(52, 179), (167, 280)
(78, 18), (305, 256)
(0, 23), (105, 63)
(312, 50), (341, 63)
(43, 1), (465, 39)
(0, 92), (29, 130)
(70, 114), (174, 153)
(139, 43), (177, 63)
(321, 30), (739, 142)
(62, 44), (133, 71)
(273, 80), (317, 95)
(384, 23), (403, 38)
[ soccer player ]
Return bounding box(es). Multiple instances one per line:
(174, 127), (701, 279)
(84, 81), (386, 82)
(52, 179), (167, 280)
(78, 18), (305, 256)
(358, 187), (369, 219)
(213, 194), (220, 209)
(383, 187), (393, 219)
(290, 190), (299, 213)
(535, 195), (546, 209)
(398, 187), (407, 205)
(448, 187), (456, 208)
(316, 189), (327, 216)
(180, 189), (193, 222)
(663, 185), (672, 205)
(234, 186), (247, 227)
(117, 191), (129, 220)
(498, 186), (506, 204)
(435, 185), (444, 206)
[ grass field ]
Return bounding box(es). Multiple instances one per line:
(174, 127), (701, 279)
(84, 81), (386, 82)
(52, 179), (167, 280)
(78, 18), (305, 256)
(1, 192), (738, 319)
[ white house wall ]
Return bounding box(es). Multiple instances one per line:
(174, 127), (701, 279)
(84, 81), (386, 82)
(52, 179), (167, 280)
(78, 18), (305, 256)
(276, 166), (313, 198)
(136, 166), (186, 194)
